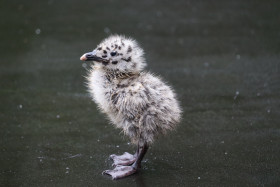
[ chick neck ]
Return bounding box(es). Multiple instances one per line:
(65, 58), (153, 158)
(103, 68), (140, 81)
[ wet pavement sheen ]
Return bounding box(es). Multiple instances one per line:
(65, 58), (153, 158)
(1, 0), (280, 186)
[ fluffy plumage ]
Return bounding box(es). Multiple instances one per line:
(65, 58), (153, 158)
(80, 35), (182, 179)
(85, 35), (181, 145)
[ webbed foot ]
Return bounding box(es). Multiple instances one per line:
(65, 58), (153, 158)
(103, 143), (148, 180)
(102, 165), (137, 180)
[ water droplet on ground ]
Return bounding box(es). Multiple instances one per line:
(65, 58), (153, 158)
(35, 28), (41, 35)
(236, 54), (241, 60)
(234, 91), (239, 100)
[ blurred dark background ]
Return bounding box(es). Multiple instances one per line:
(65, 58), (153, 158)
(0, 0), (280, 186)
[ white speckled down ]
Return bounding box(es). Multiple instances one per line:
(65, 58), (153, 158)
(85, 35), (182, 145)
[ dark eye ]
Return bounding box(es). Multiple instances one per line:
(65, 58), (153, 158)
(110, 51), (117, 56)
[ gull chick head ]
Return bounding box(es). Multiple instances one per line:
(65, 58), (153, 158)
(80, 35), (146, 72)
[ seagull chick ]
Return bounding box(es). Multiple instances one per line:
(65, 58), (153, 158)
(80, 35), (182, 179)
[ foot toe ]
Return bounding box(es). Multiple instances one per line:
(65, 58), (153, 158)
(109, 154), (117, 159)
(102, 170), (111, 175)
(102, 166), (137, 180)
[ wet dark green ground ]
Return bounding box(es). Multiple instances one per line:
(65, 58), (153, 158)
(1, 0), (280, 186)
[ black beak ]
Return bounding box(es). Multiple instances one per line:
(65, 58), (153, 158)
(80, 51), (103, 62)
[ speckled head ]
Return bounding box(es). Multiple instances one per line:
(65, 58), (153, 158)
(80, 35), (146, 73)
